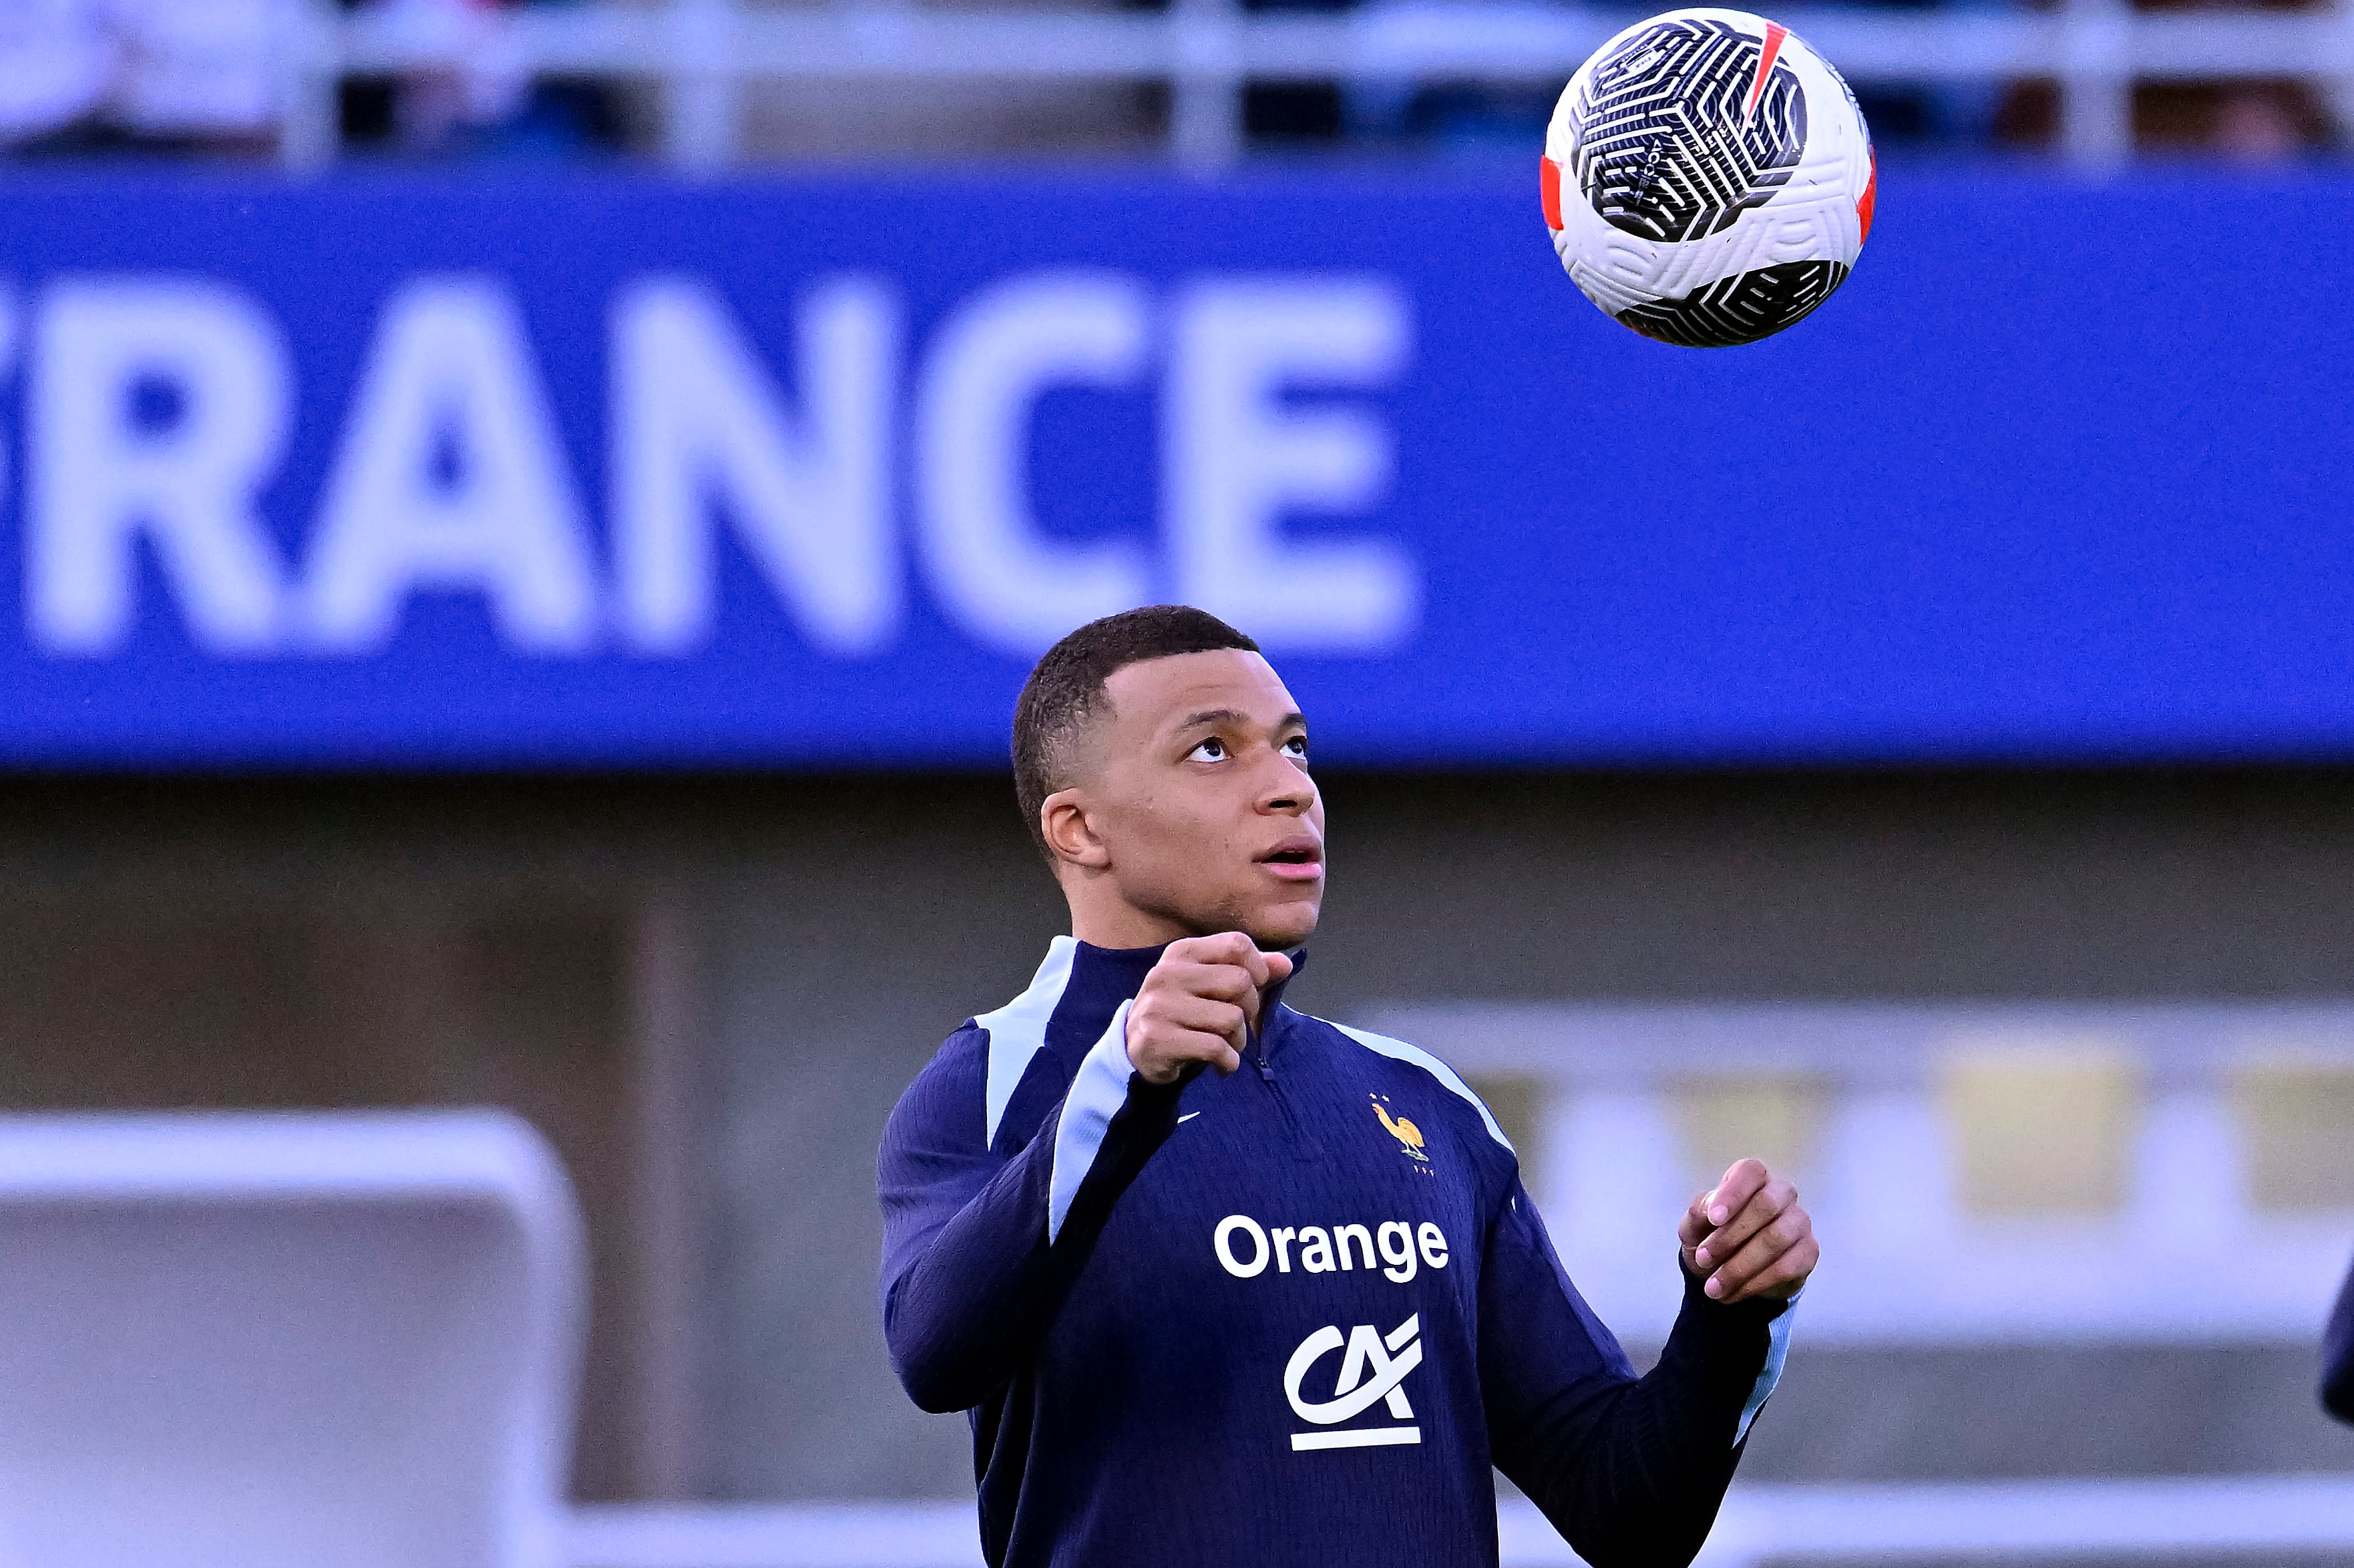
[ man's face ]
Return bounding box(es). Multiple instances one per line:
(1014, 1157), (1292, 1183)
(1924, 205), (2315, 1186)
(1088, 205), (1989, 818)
(1072, 649), (1324, 949)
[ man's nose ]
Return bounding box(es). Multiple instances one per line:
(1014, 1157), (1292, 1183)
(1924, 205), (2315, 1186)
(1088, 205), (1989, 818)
(1257, 755), (1317, 815)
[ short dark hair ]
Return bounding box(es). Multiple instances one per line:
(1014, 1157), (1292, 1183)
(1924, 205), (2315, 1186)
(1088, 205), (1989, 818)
(1012, 606), (1260, 862)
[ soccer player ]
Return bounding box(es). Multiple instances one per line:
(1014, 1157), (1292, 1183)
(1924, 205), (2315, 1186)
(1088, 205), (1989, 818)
(878, 606), (1818, 1568)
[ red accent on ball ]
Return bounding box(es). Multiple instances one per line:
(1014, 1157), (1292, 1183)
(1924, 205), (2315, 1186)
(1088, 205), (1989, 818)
(1744, 23), (1788, 122)
(1856, 150), (1877, 245)
(1540, 155), (1564, 230)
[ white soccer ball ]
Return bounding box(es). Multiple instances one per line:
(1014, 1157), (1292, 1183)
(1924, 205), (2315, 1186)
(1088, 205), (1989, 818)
(1543, 8), (1875, 347)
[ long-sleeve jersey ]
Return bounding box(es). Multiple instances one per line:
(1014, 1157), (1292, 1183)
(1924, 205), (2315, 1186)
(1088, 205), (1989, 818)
(2326, 1254), (2354, 1424)
(877, 938), (1795, 1568)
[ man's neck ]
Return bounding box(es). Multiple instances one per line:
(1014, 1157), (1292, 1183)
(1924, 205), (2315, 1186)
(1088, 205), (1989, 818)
(1056, 865), (1198, 949)
(1065, 904), (1191, 951)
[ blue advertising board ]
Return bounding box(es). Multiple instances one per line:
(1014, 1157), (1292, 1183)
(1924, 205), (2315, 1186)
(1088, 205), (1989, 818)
(0, 166), (2347, 769)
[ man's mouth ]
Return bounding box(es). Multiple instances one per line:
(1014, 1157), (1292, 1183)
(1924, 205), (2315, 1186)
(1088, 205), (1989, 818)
(1257, 838), (1324, 880)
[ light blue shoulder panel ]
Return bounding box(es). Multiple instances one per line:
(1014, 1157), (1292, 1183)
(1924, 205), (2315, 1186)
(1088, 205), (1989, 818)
(1324, 1020), (1515, 1153)
(975, 936), (1078, 1147)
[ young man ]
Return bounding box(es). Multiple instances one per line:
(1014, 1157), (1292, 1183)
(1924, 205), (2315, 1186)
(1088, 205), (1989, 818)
(878, 606), (1818, 1568)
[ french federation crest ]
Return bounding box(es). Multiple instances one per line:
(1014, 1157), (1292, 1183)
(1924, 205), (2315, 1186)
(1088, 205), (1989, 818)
(1370, 1095), (1430, 1163)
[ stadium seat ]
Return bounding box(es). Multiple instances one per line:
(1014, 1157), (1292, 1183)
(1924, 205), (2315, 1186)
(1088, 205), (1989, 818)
(0, 1111), (584, 1568)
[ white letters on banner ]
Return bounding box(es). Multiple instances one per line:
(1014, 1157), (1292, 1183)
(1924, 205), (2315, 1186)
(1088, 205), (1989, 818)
(19, 270), (1421, 660)
(1168, 279), (1417, 652)
(612, 276), (900, 656)
(918, 270), (1152, 656)
(305, 276), (596, 653)
(30, 278), (291, 654)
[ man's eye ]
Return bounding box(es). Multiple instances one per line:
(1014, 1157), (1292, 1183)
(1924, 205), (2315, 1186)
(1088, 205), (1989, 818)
(1283, 736), (1310, 759)
(1189, 738), (1227, 761)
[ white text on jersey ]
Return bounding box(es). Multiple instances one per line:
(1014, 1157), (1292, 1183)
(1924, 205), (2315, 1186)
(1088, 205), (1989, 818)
(1213, 1214), (1449, 1283)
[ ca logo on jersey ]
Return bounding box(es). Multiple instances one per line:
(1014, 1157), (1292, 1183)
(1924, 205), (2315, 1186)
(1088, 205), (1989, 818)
(1370, 1094), (1430, 1163)
(1284, 1314), (1422, 1450)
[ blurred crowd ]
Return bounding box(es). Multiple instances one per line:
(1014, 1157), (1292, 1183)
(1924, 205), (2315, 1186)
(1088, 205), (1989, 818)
(0, 0), (2334, 163)
(0, 0), (280, 152)
(0, 0), (624, 160)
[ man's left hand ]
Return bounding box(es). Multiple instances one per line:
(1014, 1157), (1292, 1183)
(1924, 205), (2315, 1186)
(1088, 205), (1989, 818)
(1678, 1158), (1817, 1305)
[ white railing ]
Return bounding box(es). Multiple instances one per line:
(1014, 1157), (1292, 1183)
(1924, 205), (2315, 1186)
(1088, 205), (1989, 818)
(1368, 1001), (2354, 1345)
(274, 0), (2354, 173)
(568, 1480), (2354, 1567)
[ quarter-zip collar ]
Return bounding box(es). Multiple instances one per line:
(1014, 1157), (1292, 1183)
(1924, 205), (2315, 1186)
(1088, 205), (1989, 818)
(1062, 938), (1308, 1063)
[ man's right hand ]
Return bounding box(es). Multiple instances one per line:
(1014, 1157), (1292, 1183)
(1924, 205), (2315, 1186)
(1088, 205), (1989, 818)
(1125, 934), (1295, 1086)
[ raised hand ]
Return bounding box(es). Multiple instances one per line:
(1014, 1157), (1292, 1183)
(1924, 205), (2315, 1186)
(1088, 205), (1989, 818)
(1123, 933), (1295, 1086)
(1678, 1158), (1818, 1305)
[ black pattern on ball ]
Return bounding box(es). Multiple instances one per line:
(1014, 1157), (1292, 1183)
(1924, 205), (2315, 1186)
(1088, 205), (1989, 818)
(1617, 260), (1850, 347)
(1567, 17), (1808, 242)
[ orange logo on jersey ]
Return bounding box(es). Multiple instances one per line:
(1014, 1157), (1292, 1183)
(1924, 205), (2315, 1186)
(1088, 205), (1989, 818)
(1370, 1095), (1430, 1163)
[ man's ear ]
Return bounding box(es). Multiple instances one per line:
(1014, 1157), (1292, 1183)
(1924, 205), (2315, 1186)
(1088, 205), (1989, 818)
(1040, 788), (1111, 871)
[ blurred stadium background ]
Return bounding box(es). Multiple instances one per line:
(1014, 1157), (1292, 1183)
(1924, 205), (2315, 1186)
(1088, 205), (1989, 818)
(1, 1), (2353, 1565)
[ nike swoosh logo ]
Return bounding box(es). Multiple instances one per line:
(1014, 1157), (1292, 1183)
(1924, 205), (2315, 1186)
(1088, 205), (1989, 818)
(1178, 1113), (1201, 1124)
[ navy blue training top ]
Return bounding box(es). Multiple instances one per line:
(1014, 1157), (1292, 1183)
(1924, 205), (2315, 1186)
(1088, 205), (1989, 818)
(878, 938), (1795, 1568)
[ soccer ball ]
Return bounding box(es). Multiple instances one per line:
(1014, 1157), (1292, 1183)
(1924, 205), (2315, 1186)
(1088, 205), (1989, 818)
(1542, 8), (1875, 347)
